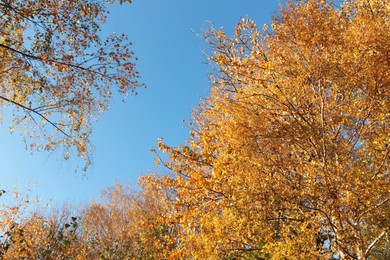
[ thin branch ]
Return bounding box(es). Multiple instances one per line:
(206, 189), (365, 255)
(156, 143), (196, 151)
(372, 146), (389, 180)
(0, 43), (107, 78)
(0, 95), (71, 138)
(364, 227), (389, 257)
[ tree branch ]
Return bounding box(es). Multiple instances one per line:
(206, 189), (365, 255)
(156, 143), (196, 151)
(0, 43), (107, 77)
(0, 95), (71, 138)
(364, 227), (389, 257)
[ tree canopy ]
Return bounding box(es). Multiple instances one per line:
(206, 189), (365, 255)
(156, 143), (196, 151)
(0, 0), (388, 259)
(0, 0), (142, 170)
(147, 0), (389, 258)
(0, 183), (171, 259)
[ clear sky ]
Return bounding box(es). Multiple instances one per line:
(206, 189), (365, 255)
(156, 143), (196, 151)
(1, 1), (279, 205)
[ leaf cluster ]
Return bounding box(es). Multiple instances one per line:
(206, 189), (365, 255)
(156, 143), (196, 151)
(0, 0), (143, 171)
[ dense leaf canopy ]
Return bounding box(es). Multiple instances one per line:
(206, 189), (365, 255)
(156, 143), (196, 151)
(148, 0), (389, 258)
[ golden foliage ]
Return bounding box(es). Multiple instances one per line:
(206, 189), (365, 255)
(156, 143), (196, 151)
(0, 183), (172, 259)
(1, 0), (389, 259)
(80, 182), (174, 259)
(148, 0), (390, 259)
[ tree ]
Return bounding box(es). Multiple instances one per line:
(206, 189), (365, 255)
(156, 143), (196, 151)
(79, 182), (175, 259)
(0, 183), (176, 259)
(0, 186), (82, 259)
(148, 0), (389, 259)
(0, 0), (143, 170)
(0, 208), (82, 259)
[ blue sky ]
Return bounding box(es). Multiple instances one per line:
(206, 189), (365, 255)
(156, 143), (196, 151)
(1, 1), (278, 205)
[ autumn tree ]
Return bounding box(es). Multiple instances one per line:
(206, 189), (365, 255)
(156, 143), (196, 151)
(78, 181), (176, 259)
(0, 207), (81, 259)
(148, 0), (390, 259)
(0, 187), (82, 259)
(0, 0), (143, 170)
(0, 183), (177, 259)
